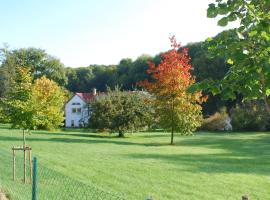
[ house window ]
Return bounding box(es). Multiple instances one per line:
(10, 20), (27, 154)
(72, 102), (81, 105)
(72, 107), (82, 114)
(71, 120), (74, 127)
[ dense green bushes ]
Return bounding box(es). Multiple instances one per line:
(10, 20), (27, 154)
(231, 101), (270, 131)
(200, 101), (270, 132)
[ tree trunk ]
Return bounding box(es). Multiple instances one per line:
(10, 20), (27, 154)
(259, 73), (270, 114)
(263, 95), (270, 114)
(23, 129), (26, 148)
(170, 127), (174, 145)
(118, 131), (124, 137)
(23, 129), (26, 184)
(170, 98), (175, 145)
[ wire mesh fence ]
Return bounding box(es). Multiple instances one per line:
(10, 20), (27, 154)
(0, 149), (32, 200)
(0, 150), (125, 200)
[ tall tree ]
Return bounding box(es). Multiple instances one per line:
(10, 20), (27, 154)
(0, 47), (67, 96)
(140, 36), (206, 144)
(0, 47), (16, 97)
(129, 55), (153, 89)
(186, 42), (232, 115)
(116, 58), (134, 89)
(91, 65), (117, 91)
(195, 0), (270, 113)
(2, 67), (34, 129)
(66, 67), (94, 92)
(32, 76), (65, 130)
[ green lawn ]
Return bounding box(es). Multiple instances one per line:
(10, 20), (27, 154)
(0, 124), (269, 200)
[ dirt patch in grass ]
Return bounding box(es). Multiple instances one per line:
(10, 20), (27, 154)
(0, 192), (9, 200)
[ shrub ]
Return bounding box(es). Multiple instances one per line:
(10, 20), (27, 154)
(200, 108), (230, 131)
(231, 101), (270, 131)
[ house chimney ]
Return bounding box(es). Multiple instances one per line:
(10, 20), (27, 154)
(92, 88), (97, 96)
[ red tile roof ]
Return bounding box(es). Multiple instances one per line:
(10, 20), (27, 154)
(76, 93), (96, 102)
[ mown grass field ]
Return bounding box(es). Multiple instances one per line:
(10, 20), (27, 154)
(0, 124), (269, 200)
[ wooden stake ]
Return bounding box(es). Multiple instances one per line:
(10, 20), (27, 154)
(29, 149), (32, 183)
(23, 130), (26, 184)
(13, 147), (15, 181)
(24, 148), (26, 184)
(23, 129), (26, 148)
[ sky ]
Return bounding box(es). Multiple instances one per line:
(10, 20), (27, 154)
(0, 0), (236, 67)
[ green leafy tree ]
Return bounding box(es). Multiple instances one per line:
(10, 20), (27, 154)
(91, 65), (117, 91)
(186, 42), (231, 115)
(194, 0), (270, 113)
(0, 103), (8, 123)
(1, 67), (66, 130)
(89, 87), (154, 137)
(65, 65), (117, 93)
(0, 47), (67, 97)
(0, 47), (17, 98)
(116, 58), (133, 89)
(66, 67), (94, 92)
(2, 67), (34, 129)
(32, 76), (65, 130)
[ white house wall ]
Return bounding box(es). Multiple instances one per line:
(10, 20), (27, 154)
(65, 95), (90, 127)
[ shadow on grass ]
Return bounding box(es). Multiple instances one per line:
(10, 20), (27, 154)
(1, 131), (270, 149)
(138, 134), (169, 139)
(34, 129), (171, 139)
(126, 134), (270, 175)
(0, 135), (142, 146)
(33, 131), (118, 139)
(59, 128), (94, 133)
(2, 126), (270, 175)
(127, 152), (270, 175)
(0, 131), (174, 147)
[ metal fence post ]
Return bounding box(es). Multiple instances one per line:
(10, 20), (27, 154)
(32, 157), (37, 200)
(242, 196), (249, 200)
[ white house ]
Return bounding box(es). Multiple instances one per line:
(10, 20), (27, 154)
(65, 89), (97, 128)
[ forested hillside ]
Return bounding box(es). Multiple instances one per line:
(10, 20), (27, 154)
(0, 31), (232, 116)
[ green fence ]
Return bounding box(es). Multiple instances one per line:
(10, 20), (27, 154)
(0, 150), (125, 200)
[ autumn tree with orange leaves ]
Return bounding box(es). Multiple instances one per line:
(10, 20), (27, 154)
(140, 36), (206, 144)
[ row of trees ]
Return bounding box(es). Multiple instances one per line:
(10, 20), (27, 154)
(65, 45), (230, 116)
(0, 40), (230, 116)
(0, 36), (205, 144)
(65, 55), (159, 92)
(89, 36), (205, 144)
